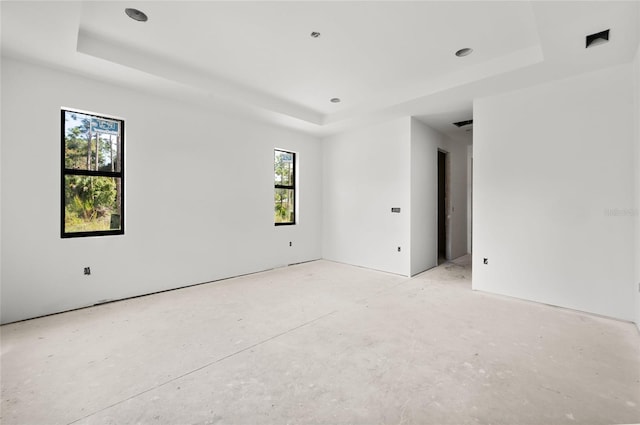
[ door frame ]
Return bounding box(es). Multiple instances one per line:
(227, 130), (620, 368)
(437, 148), (451, 265)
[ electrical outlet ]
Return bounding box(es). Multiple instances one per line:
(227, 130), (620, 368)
(483, 258), (488, 265)
(397, 246), (401, 252)
(84, 267), (91, 275)
(289, 241), (292, 247)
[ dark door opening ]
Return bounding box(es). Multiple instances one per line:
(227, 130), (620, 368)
(438, 150), (448, 265)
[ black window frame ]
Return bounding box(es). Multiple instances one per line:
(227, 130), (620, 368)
(274, 149), (296, 226)
(61, 109), (125, 238)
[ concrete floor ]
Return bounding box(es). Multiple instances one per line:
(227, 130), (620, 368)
(1, 256), (639, 425)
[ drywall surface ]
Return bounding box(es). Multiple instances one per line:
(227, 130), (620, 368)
(467, 143), (473, 254)
(410, 119), (468, 276)
(634, 42), (640, 329)
(322, 118), (411, 276)
(0, 58), (323, 324)
(447, 134), (469, 261)
(410, 120), (439, 275)
(473, 64), (636, 321)
(322, 117), (467, 277)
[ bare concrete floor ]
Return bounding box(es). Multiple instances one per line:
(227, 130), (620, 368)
(2, 256), (639, 425)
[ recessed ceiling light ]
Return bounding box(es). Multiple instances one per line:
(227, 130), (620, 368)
(455, 48), (473, 57)
(310, 32), (321, 38)
(125, 8), (148, 22)
(330, 98), (341, 103)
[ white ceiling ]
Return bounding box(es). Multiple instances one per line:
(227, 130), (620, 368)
(2, 1), (639, 140)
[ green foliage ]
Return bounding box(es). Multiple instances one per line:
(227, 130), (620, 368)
(274, 199), (288, 222)
(64, 207), (112, 232)
(64, 175), (117, 232)
(274, 151), (293, 186)
(65, 126), (89, 169)
(274, 188), (294, 223)
(65, 118), (118, 172)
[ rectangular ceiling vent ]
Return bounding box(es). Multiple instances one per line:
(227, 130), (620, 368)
(453, 119), (473, 128)
(586, 29), (610, 48)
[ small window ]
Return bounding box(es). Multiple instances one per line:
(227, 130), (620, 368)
(274, 149), (295, 225)
(61, 109), (124, 237)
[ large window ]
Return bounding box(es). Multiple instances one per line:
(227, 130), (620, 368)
(61, 109), (124, 238)
(274, 149), (295, 225)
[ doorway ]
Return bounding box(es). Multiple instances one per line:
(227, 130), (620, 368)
(438, 150), (449, 265)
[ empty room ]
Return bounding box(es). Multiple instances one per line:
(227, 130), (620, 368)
(1, 1), (639, 424)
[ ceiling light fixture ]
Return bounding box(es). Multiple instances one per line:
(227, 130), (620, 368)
(330, 98), (341, 103)
(310, 32), (321, 38)
(455, 48), (473, 57)
(125, 8), (148, 22)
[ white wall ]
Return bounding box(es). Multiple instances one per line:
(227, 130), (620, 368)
(447, 136), (469, 261)
(410, 119), (468, 276)
(322, 117), (468, 277)
(322, 118), (411, 276)
(634, 42), (640, 329)
(467, 143), (473, 254)
(0, 58), (323, 324)
(473, 64), (636, 321)
(410, 120), (438, 275)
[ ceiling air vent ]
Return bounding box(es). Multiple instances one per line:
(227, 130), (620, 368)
(453, 119), (473, 128)
(586, 29), (609, 48)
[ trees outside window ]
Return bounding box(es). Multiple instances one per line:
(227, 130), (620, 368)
(274, 149), (295, 225)
(61, 109), (124, 237)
